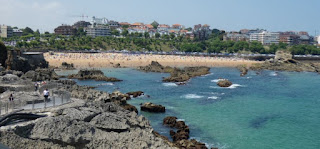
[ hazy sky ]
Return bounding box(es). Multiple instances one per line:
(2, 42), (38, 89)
(0, 0), (319, 35)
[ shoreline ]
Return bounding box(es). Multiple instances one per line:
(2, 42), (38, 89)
(44, 52), (261, 68)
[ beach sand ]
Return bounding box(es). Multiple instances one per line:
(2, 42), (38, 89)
(44, 52), (261, 68)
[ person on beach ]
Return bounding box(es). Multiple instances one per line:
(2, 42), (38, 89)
(9, 94), (14, 101)
(43, 89), (49, 101)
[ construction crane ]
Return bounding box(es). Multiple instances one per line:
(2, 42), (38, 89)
(70, 14), (89, 21)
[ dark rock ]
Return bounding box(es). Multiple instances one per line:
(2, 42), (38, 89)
(217, 79), (232, 87)
(68, 69), (122, 82)
(0, 42), (7, 68)
(140, 102), (165, 113)
(60, 62), (75, 70)
(22, 68), (59, 81)
(5, 50), (48, 73)
(163, 116), (178, 127)
(126, 91), (144, 98)
(121, 104), (138, 114)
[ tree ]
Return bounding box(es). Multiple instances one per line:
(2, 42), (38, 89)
(22, 27), (34, 35)
(249, 41), (264, 53)
(76, 28), (86, 36)
(170, 33), (175, 40)
(111, 30), (120, 36)
(144, 32), (150, 38)
(151, 21), (159, 29)
(155, 32), (160, 38)
(121, 29), (129, 37)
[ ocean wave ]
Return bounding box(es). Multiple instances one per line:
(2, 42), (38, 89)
(211, 79), (224, 83)
(246, 76), (252, 79)
(181, 94), (204, 99)
(208, 96), (219, 100)
(209, 84), (243, 89)
(97, 83), (114, 86)
(228, 84), (242, 89)
(270, 72), (278, 76)
(162, 83), (178, 87)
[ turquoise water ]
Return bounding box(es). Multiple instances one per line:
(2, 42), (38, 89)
(57, 68), (320, 149)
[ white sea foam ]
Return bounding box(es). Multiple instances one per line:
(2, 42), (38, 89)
(97, 83), (114, 86)
(162, 83), (178, 87)
(246, 76), (252, 79)
(211, 79), (224, 83)
(182, 94), (204, 99)
(208, 96), (219, 100)
(210, 84), (243, 89)
(270, 72), (278, 76)
(227, 84), (242, 89)
(176, 119), (185, 122)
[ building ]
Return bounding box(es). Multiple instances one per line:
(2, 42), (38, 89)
(241, 29), (266, 35)
(86, 25), (111, 38)
(73, 21), (91, 28)
(157, 24), (170, 32)
(223, 32), (250, 42)
(316, 36), (320, 45)
(250, 31), (279, 45)
(131, 22), (144, 28)
(54, 25), (77, 36)
(119, 22), (131, 27)
(279, 32), (300, 45)
(108, 20), (120, 29)
(0, 25), (13, 38)
(92, 16), (108, 25)
(193, 24), (211, 40)
(13, 29), (23, 37)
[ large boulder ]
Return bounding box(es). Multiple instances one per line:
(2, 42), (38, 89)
(237, 65), (248, 77)
(217, 79), (233, 87)
(22, 68), (59, 81)
(68, 69), (122, 82)
(141, 102), (165, 113)
(0, 42), (7, 68)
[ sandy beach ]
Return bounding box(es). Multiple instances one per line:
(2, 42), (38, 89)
(44, 52), (261, 68)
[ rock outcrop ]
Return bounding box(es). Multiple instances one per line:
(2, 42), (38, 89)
(250, 50), (320, 73)
(126, 91), (144, 98)
(217, 79), (233, 87)
(163, 116), (216, 149)
(60, 62), (75, 70)
(22, 68), (59, 81)
(68, 69), (122, 82)
(5, 50), (48, 73)
(0, 42), (7, 68)
(138, 61), (210, 83)
(141, 102), (165, 113)
(0, 101), (174, 149)
(237, 65), (248, 76)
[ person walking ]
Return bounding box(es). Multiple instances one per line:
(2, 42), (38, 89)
(34, 82), (39, 91)
(9, 94), (14, 101)
(43, 89), (49, 101)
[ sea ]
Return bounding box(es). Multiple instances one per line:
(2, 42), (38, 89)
(56, 68), (320, 149)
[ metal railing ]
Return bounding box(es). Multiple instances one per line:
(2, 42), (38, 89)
(0, 91), (71, 116)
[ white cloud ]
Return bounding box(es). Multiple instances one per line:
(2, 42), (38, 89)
(0, 0), (68, 32)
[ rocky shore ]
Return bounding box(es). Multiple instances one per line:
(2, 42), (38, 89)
(138, 61), (210, 83)
(250, 51), (320, 73)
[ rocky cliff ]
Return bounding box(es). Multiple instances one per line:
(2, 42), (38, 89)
(5, 50), (48, 73)
(0, 42), (7, 67)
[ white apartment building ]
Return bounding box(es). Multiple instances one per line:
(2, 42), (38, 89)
(0, 25), (13, 38)
(86, 25), (111, 38)
(250, 31), (280, 45)
(316, 36), (320, 45)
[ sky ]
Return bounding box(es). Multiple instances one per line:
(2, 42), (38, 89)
(0, 0), (319, 35)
